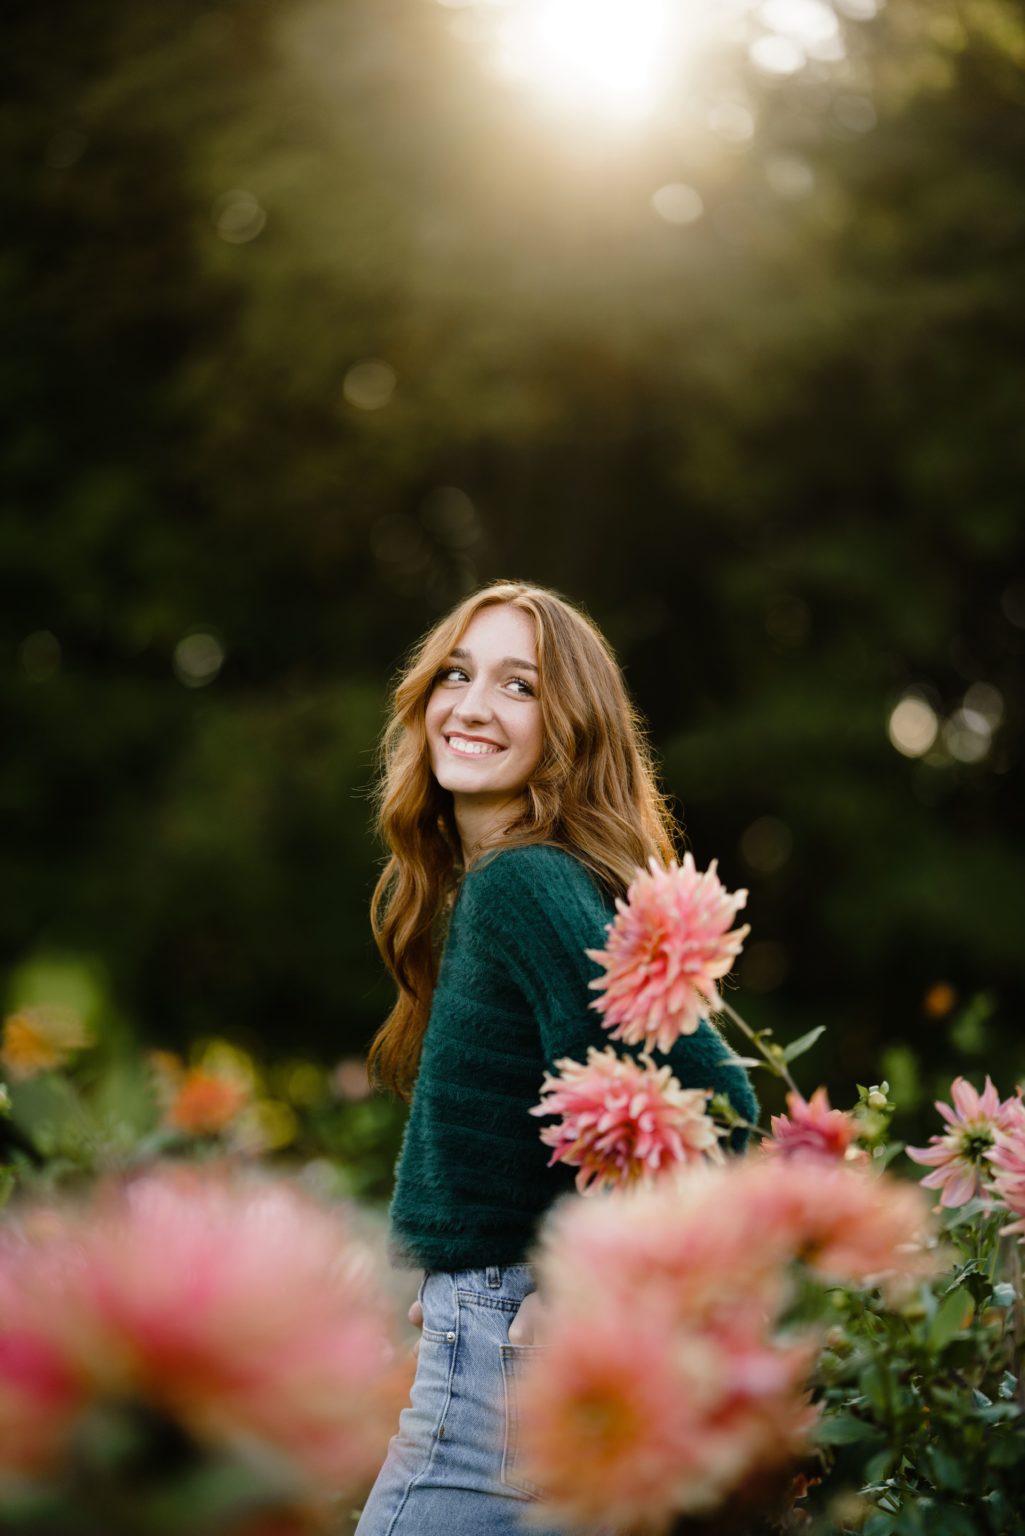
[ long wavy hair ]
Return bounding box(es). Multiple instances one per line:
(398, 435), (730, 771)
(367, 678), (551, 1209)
(368, 580), (682, 1099)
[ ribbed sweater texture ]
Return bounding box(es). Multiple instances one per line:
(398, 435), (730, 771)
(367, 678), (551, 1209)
(388, 843), (760, 1271)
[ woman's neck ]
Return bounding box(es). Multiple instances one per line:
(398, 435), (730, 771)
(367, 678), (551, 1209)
(454, 793), (526, 866)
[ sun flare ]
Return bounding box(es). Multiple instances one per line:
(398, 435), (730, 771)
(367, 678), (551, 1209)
(495, 0), (679, 119)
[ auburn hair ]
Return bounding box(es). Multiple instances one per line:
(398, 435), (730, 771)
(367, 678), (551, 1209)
(367, 580), (682, 1099)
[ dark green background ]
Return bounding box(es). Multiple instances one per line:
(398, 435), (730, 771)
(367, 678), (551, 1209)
(4, 0), (1023, 1130)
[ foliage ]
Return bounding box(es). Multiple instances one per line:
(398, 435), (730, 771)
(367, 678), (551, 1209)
(1, 0), (1022, 1109)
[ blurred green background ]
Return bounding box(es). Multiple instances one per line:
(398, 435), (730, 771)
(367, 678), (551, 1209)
(3, 0), (1023, 1145)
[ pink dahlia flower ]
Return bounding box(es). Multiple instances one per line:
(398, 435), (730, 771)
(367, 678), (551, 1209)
(521, 1156), (938, 1530)
(520, 1170), (826, 1530)
(754, 1157), (938, 1296)
(530, 1046), (724, 1194)
(0, 1166), (408, 1492)
(516, 1298), (816, 1531)
(987, 1096), (1025, 1240)
(907, 1075), (1019, 1208)
(769, 1088), (858, 1162)
(587, 854), (750, 1053)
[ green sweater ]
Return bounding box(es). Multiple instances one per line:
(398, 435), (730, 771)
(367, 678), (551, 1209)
(388, 843), (759, 1271)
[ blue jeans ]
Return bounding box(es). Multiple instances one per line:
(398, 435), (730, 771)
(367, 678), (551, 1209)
(355, 1265), (606, 1536)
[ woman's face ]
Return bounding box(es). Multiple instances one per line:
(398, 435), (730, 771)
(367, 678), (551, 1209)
(425, 604), (544, 807)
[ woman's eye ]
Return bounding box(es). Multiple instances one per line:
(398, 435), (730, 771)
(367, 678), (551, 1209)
(507, 677), (536, 697)
(438, 666), (468, 684)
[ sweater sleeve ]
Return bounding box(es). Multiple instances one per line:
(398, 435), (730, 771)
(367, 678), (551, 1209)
(458, 844), (760, 1145)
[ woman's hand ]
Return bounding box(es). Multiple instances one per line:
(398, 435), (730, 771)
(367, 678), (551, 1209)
(508, 1290), (545, 1347)
(408, 1295), (424, 1357)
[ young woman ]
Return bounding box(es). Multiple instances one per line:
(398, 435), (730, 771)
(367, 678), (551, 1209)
(356, 581), (759, 1536)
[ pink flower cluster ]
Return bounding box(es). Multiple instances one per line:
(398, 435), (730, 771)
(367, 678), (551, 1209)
(0, 1166), (407, 1492)
(907, 1076), (1020, 1208)
(530, 1047), (724, 1194)
(587, 854), (750, 1053)
(769, 1088), (860, 1162)
(516, 1157), (937, 1533)
(989, 1096), (1025, 1240)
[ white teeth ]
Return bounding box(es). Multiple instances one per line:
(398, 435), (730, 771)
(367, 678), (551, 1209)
(448, 737), (502, 756)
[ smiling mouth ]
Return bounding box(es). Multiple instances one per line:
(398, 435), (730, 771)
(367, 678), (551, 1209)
(445, 735), (505, 757)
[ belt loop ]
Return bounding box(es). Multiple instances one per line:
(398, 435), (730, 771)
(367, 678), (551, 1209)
(485, 1265), (501, 1289)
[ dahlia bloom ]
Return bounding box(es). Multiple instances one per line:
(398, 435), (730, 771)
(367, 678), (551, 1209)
(518, 1157), (916, 1531)
(530, 1046), (723, 1194)
(0, 1006), (93, 1081)
(907, 1075), (1019, 1208)
(987, 1096), (1025, 1240)
(515, 1296), (816, 1532)
(769, 1088), (859, 1162)
(0, 1166), (406, 1492)
(754, 1157), (938, 1295)
(587, 854), (750, 1053)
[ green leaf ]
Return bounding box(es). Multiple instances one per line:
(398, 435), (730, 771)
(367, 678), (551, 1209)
(713, 1056), (775, 1072)
(998, 1370), (1018, 1400)
(926, 1443), (964, 1491)
(782, 1024), (827, 1063)
(927, 1287), (974, 1351)
(940, 1260), (982, 1295)
(864, 1516), (898, 1536)
(864, 1448), (898, 1485)
(817, 1413), (883, 1445)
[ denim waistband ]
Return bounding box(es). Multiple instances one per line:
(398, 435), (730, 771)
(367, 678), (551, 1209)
(426, 1263), (536, 1301)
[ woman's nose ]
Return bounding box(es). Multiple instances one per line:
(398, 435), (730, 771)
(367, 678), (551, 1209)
(453, 676), (493, 722)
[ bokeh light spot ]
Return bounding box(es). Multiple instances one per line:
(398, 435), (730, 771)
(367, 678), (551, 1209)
(835, 0), (879, 18)
(887, 694), (938, 758)
(173, 631), (225, 688)
(707, 101), (755, 143)
(962, 681), (1003, 728)
(213, 189), (267, 245)
(651, 183), (704, 225)
(760, 0), (840, 47)
(749, 34), (806, 75)
(343, 359), (397, 411)
(943, 707), (991, 764)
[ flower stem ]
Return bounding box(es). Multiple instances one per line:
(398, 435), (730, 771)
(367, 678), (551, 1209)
(720, 1000), (801, 1096)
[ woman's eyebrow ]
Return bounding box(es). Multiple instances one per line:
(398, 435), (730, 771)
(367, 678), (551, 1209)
(450, 647), (538, 673)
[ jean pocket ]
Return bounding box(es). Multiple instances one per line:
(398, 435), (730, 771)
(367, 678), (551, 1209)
(499, 1343), (548, 1500)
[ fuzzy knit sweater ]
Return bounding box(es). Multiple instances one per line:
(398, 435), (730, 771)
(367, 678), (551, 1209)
(388, 842), (760, 1271)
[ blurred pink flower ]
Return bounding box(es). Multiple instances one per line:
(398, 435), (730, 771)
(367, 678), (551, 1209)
(907, 1075), (1019, 1207)
(757, 1157), (938, 1295)
(0, 1167), (408, 1492)
(530, 1046), (723, 1194)
(769, 1088), (858, 1162)
(987, 1096), (1025, 1239)
(587, 854), (750, 1053)
(520, 1167), (829, 1530)
(516, 1300), (816, 1532)
(521, 1153), (939, 1529)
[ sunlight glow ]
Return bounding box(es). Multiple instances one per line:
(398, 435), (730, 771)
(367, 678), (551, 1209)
(495, 0), (678, 119)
